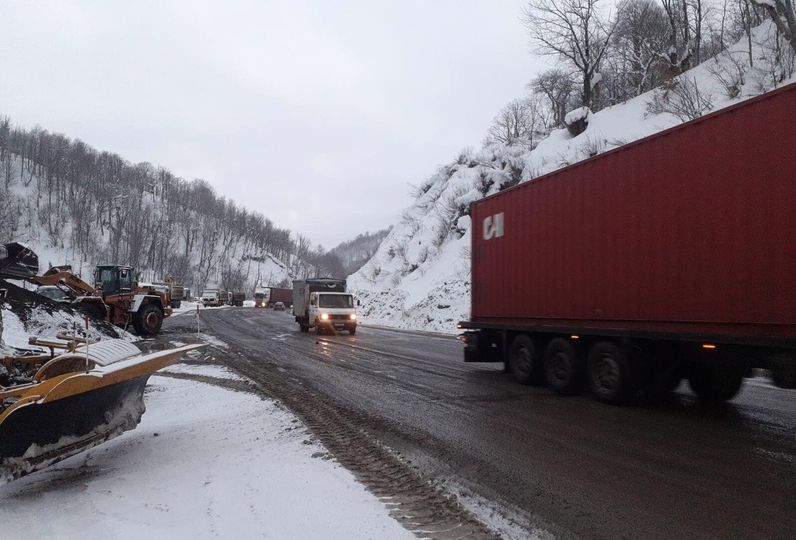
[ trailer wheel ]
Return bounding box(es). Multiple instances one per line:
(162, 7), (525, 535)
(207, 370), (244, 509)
(509, 335), (542, 385)
(688, 364), (743, 403)
(543, 338), (583, 395)
(587, 341), (636, 404)
(299, 324), (309, 333)
(772, 369), (796, 389)
(134, 304), (163, 335)
(348, 326), (357, 336)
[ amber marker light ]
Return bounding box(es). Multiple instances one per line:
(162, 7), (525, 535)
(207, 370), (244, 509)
(570, 335), (580, 340)
(702, 344), (717, 350)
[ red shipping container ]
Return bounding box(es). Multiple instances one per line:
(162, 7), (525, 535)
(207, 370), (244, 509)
(470, 83), (796, 344)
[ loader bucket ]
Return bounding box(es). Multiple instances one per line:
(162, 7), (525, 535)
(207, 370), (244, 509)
(0, 242), (39, 279)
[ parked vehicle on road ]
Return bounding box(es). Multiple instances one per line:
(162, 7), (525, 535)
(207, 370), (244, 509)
(201, 288), (221, 307)
(273, 301), (285, 311)
(459, 83), (796, 404)
(293, 278), (357, 335)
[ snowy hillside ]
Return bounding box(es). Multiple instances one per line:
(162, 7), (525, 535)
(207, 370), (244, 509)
(349, 22), (795, 334)
(0, 152), (295, 294)
(330, 228), (391, 275)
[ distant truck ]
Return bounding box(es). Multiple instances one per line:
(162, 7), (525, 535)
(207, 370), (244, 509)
(254, 287), (270, 308)
(458, 83), (796, 404)
(201, 288), (221, 307)
(230, 291), (245, 307)
(268, 287), (292, 308)
(293, 278), (357, 335)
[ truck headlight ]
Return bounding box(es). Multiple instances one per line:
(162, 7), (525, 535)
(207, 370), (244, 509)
(350, 314), (357, 320)
(320, 313), (329, 320)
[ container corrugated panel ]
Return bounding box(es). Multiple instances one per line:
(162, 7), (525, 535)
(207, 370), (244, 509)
(270, 287), (293, 304)
(470, 83), (796, 341)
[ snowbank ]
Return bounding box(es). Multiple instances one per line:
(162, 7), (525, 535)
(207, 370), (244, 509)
(0, 368), (411, 539)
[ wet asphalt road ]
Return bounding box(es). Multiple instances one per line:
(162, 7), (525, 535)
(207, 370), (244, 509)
(165, 307), (796, 539)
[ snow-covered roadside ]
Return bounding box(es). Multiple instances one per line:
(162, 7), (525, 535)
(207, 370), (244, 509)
(0, 306), (136, 355)
(0, 367), (412, 539)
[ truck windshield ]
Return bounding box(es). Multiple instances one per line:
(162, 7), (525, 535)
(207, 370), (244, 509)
(318, 294), (353, 308)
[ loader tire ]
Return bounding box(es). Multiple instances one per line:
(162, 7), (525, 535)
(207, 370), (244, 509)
(134, 304), (163, 336)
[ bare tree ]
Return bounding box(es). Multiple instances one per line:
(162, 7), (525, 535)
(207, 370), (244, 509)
(611, 0), (671, 98)
(660, 0), (715, 73)
(529, 69), (576, 126)
(484, 96), (550, 147)
(523, 0), (616, 109)
(646, 76), (714, 120)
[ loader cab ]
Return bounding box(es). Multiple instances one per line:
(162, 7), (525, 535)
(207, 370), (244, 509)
(95, 265), (134, 295)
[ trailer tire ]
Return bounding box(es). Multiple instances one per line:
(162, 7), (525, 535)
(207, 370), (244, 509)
(348, 326), (357, 336)
(770, 354), (796, 389)
(544, 338), (583, 395)
(134, 304), (163, 336)
(688, 364), (743, 403)
(509, 335), (542, 385)
(772, 369), (796, 389)
(587, 341), (636, 404)
(299, 324), (309, 333)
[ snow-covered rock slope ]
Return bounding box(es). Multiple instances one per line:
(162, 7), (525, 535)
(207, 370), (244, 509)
(349, 22), (794, 334)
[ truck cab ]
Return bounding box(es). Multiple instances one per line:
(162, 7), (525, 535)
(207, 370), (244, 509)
(201, 288), (221, 307)
(308, 291), (357, 334)
(254, 286), (270, 308)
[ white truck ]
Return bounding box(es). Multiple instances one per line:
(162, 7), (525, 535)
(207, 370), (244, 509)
(254, 286), (270, 308)
(200, 288), (221, 307)
(293, 278), (357, 335)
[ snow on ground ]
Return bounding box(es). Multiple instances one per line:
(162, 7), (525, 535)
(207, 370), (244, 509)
(0, 367), (412, 540)
(171, 301), (234, 316)
(199, 333), (230, 350)
(160, 362), (241, 381)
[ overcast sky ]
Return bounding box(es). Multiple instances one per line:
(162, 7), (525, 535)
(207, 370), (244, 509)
(0, 0), (544, 248)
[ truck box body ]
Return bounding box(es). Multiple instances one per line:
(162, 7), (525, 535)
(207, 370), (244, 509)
(469, 83), (796, 346)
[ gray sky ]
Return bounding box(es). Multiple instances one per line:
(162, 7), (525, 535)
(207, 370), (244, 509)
(0, 0), (544, 248)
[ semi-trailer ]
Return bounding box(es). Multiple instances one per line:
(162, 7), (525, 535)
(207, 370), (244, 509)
(458, 82), (796, 404)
